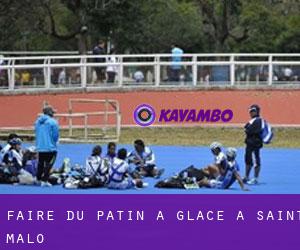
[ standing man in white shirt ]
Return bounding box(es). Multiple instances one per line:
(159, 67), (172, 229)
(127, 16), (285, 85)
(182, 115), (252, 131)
(106, 49), (118, 84)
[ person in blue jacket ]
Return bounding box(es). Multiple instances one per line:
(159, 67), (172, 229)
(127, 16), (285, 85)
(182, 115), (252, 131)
(243, 104), (263, 185)
(35, 106), (59, 187)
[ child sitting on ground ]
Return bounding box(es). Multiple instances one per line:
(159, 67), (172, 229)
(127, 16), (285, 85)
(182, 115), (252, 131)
(198, 147), (248, 191)
(127, 139), (164, 178)
(2, 138), (23, 176)
(16, 146), (39, 185)
(104, 142), (117, 168)
(64, 145), (108, 189)
(107, 148), (146, 189)
(0, 133), (19, 166)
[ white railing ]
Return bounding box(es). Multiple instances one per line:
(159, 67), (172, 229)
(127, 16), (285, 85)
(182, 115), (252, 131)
(0, 51), (80, 55)
(0, 53), (300, 91)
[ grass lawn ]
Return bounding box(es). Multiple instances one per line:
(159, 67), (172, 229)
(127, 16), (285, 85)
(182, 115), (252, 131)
(119, 127), (300, 148)
(1, 127), (299, 148)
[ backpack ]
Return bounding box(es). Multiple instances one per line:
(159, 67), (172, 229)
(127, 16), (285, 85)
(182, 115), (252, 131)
(155, 165), (206, 189)
(261, 119), (273, 144)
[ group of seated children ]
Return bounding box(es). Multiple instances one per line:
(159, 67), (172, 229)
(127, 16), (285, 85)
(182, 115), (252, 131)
(65, 140), (164, 190)
(198, 142), (247, 190)
(156, 141), (248, 191)
(0, 134), (247, 191)
(0, 135), (164, 190)
(0, 134), (38, 185)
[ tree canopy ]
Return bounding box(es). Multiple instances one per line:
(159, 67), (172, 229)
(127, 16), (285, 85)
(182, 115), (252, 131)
(0, 0), (299, 53)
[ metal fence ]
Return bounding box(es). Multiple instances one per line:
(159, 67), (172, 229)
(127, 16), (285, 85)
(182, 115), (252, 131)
(0, 53), (300, 91)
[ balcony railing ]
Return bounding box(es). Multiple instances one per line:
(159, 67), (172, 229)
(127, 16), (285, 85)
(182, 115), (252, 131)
(0, 53), (299, 91)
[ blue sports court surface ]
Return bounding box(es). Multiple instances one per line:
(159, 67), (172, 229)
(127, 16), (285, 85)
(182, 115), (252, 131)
(1, 143), (299, 194)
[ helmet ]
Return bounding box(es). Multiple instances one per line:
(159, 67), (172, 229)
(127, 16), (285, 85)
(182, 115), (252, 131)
(249, 104), (260, 115)
(226, 147), (237, 160)
(210, 142), (222, 151)
(9, 137), (22, 145)
(7, 133), (19, 143)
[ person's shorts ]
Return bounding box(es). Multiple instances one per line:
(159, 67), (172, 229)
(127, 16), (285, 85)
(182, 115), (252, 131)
(136, 165), (156, 176)
(209, 172), (235, 189)
(245, 145), (261, 166)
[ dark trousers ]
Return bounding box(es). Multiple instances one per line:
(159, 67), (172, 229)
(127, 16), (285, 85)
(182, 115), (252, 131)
(95, 67), (106, 82)
(245, 145), (261, 167)
(37, 152), (57, 182)
(170, 68), (181, 82)
(107, 72), (116, 83)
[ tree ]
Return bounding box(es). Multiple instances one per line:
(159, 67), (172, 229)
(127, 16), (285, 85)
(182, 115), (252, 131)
(0, 0), (125, 53)
(0, 0), (298, 53)
(231, 0), (285, 52)
(194, 0), (248, 52)
(193, 0), (300, 53)
(275, 15), (300, 52)
(35, 0), (125, 54)
(107, 0), (203, 53)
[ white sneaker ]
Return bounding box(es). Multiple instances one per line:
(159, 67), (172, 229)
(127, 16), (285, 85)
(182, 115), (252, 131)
(247, 178), (258, 185)
(41, 181), (53, 187)
(184, 183), (200, 189)
(64, 181), (79, 189)
(142, 182), (149, 188)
